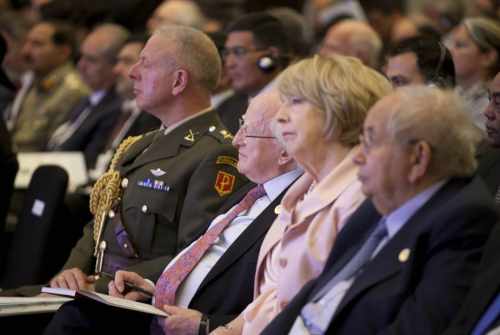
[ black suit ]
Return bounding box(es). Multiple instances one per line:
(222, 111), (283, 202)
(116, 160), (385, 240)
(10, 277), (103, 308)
(262, 176), (498, 335)
(44, 178), (296, 334)
(476, 144), (500, 198)
(49, 90), (122, 169)
(444, 222), (500, 335)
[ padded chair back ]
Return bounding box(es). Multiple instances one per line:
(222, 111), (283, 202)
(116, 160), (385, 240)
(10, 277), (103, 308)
(1, 165), (68, 289)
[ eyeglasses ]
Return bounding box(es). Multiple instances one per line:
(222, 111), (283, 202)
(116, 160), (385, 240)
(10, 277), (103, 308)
(222, 46), (265, 59)
(238, 117), (275, 139)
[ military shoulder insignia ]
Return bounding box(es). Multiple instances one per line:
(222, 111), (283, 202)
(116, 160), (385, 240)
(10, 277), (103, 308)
(184, 129), (197, 142)
(214, 171), (236, 196)
(219, 129), (233, 140)
(216, 156), (238, 169)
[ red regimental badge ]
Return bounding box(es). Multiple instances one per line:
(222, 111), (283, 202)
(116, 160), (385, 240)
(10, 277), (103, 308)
(215, 171), (236, 196)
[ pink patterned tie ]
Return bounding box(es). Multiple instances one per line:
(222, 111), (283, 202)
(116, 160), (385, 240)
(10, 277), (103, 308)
(154, 184), (266, 308)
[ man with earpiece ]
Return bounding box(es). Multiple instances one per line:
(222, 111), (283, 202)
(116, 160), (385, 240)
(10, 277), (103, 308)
(384, 36), (456, 89)
(216, 13), (291, 135)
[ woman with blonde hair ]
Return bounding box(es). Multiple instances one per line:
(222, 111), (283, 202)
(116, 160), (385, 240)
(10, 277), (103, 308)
(213, 54), (392, 335)
(447, 17), (500, 129)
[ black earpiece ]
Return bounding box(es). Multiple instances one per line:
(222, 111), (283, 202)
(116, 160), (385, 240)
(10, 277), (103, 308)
(257, 55), (277, 73)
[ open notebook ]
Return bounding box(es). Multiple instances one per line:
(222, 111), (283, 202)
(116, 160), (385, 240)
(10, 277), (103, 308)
(41, 287), (167, 317)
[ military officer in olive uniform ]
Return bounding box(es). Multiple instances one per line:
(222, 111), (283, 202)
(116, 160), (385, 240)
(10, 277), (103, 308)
(6, 20), (89, 151)
(46, 25), (248, 293)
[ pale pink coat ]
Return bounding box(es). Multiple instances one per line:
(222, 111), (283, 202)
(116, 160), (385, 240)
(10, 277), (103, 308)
(241, 147), (365, 335)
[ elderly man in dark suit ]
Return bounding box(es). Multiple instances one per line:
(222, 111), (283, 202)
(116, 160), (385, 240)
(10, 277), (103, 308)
(44, 89), (301, 335)
(261, 86), (498, 335)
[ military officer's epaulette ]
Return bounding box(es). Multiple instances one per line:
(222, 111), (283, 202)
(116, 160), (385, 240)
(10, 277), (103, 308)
(202, 125), (234, 143)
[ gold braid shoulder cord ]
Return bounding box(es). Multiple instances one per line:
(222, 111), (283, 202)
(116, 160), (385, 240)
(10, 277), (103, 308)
(89, 135), (142, 257)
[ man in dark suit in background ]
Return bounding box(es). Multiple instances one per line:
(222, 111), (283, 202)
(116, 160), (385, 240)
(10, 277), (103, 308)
(45, 90), (301, 335)
(47, 23), (129, 169)
(262, 86), (498, 335)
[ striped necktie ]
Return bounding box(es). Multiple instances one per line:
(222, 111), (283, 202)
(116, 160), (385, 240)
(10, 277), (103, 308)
(154, 184), (266, 308)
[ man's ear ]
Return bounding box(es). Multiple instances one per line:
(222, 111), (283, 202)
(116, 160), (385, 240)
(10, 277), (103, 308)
(408, 141), (432, 183)
(172, 69), (189, 96)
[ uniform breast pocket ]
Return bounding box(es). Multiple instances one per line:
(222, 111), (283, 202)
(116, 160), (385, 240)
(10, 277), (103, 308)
(122, 186), (180, 256)
(123, 186), (179, 223)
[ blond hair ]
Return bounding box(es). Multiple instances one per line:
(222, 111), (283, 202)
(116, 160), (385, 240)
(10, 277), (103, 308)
(277, 54), (392, 146)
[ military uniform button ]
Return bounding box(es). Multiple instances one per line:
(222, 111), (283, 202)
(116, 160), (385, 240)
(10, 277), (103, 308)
(209, 126), (216, 132)
(108, 210), (115, 218)
(141, 205), (148, 213)
(121, 178), (129, 188)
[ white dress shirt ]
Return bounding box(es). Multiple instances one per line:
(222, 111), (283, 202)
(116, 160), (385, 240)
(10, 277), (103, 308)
(152, 168), (302, 308)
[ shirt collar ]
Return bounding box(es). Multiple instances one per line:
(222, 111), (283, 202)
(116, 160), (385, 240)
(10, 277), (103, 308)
(89, 89), (106, 106)
(162, 107), (212, 135)
(384, 179), (448, 237)
(262, 168), (303, 201)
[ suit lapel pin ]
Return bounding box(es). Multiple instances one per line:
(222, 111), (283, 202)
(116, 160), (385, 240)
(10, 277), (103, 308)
(274, 205), (282, 215)
(150, 168), (166, 177)
(398, 248), (411, 262)
(184, 129), (196, 142)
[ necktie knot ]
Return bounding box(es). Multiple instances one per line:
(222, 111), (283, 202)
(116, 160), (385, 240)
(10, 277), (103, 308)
(238, 184), (266, 211)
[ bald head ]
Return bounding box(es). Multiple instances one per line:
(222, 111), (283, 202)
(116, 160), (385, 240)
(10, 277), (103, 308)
(78, 23), (129, 90)
(320, 19), (382, 69)
(147, 0), (205, 33)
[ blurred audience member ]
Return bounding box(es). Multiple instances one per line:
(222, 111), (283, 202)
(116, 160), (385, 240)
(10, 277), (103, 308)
(475, 71), (500, 199)
(421, 0), (465, 35)
(485, 71), (500, 148)
(447, 17), (500, 130)
(319, 19), (382, 69)
(358, 0), (406, 46)
(268, 7), (313, 60)
(146, 0), (206, 33)
(0, 10), (31, 88)
(218, 13), (290, 134)
(385, 36), (455, 88)
(47, 24), (129, 169)
(5, 20), (89, 151)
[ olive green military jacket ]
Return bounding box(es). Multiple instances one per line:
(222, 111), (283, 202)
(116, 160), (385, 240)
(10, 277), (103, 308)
(11, 63), (90, 151)
(62, 111), (248, 292)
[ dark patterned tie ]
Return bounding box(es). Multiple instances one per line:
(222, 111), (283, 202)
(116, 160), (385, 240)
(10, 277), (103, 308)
(153, 184), (266, 308)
